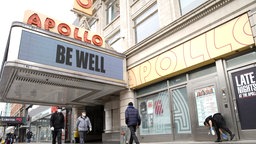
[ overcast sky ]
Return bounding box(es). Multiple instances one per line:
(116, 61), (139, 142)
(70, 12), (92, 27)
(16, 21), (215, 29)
(0, 0), (77, 114)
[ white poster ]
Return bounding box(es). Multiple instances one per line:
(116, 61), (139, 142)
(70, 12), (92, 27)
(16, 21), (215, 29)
(195, 86), (218, 126)
(147, 99), (154, 114)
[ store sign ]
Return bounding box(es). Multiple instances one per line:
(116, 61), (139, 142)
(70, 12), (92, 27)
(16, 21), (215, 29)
(232, 67), (256, 99)
(0, 117), (25, 124)
(128, 14), (254, 88)
(18, 30), (123, 80)
(23, 10), (105, 48)
(73, 0), (93, 15)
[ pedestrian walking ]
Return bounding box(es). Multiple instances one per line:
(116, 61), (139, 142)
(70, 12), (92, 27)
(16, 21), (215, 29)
(204, 113), (235, 142)
(26, 129), (33, 143)
(50, 106), (65, 144)
(76, 111), (92, 144)
(125, 102), (141, 144)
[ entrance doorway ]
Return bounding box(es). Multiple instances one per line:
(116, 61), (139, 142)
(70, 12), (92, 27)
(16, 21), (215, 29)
(85, 105), (104, 142)
(188, 75), (220, 141)
(228, 65), (256, 139)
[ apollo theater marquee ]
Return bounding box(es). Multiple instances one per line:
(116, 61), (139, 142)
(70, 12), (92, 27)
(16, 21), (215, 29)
(0, 1), (126, 106)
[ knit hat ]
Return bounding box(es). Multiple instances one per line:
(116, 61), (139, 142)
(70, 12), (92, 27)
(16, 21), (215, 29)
(128, 102), (133, 106)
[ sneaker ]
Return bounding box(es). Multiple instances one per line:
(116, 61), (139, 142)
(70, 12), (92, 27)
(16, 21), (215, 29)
(222, 133), (228, 140)
(215, 139), (222, 142)
(230, 134), (235, 140)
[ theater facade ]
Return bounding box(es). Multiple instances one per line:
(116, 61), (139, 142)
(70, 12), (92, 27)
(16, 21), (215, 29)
(0, 0), (256, 143)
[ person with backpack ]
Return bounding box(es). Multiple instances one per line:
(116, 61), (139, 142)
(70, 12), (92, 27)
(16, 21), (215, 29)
(125, 102), (141, 144)
(26, 130), (33, 143)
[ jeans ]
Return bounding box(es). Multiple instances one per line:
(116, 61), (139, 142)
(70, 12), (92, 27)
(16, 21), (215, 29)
(26, 138), (31, 143)
(128, 126), (139, 144)
(78, 131), (87, 144)
(52, 129), (62, 144)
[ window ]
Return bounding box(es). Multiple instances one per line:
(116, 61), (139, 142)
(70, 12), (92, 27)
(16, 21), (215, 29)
(172, 87), (191, 133)
(90, 20), (97, 32)
(138, 91), (171, 135)
(106, 0), (120, 24)
(134, 3), (159, 43)
(226, 51), (256, 68)
(108, 31), (124, 53)
(179, 0), (207, 15)
(188, 64), (216, 80)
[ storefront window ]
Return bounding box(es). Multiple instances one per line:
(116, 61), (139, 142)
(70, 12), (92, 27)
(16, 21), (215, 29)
(138, 91), (171, 135)
(188, 64), (216, 80)
(226, 51), (256, 68)
(31, 118), (51, 142)
(136, 80), (167, 96)
(169, 74), (187, 86)
(172, 87), (191, 133)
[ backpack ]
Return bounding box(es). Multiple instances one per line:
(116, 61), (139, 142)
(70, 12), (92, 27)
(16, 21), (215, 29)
(27, 132), (32, 139)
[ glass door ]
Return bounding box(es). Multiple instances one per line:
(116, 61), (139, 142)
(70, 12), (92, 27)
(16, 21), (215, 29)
(187, 76), (220, 141)
(170, 86), (192, 140)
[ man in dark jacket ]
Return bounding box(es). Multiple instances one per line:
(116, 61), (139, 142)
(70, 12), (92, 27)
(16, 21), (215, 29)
(125, 102), (141, 144)
(204, 113), (235, 142)
(50, 106), (65, 144)
(26, 130), (33, 143)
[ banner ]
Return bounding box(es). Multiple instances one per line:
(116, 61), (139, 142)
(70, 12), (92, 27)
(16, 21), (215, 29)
(231, 67), (256, 129)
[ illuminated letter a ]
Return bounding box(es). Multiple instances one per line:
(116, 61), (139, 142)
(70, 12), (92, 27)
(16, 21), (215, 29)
(76, 0), (92, 9)
(27, 13), (42, 28)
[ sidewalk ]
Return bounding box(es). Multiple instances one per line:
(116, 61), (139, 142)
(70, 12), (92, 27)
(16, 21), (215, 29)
(15, 140), (256, 144)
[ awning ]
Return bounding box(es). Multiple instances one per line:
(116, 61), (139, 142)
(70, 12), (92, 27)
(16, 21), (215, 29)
(0, 22), (127, 106)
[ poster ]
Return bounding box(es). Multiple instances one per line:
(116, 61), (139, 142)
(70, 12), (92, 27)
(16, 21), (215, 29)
(195, 86), (218, 126)
(231, 67), (256, 129)
(232, 67), (256, 99)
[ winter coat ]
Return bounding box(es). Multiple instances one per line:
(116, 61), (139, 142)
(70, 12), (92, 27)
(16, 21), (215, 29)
(204, 113), (226, 127)
(26, 131), (33, 139)
(50, 112), (65, 129)
(125, 105), (141, 126)
(76, 116), (92, 131)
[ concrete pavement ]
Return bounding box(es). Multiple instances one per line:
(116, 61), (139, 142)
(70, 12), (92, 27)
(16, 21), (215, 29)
(15, 140), (256, 144)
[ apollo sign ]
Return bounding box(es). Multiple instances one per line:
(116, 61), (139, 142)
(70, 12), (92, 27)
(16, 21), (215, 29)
(23, 10), (105, 48)
(73, 0), (93, 15)
(17, 10), (123, 80)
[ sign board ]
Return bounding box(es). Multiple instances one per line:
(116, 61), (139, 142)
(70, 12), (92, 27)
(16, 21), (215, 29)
(23, 10), (105, 48)
(195, 86), (218, 126)
(0, 117), (26, 125)
(73, 0), (93, 15)
(231, 67), (256, 129)
(128, 14), (254, 88)
(18, 30), (123, 80)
